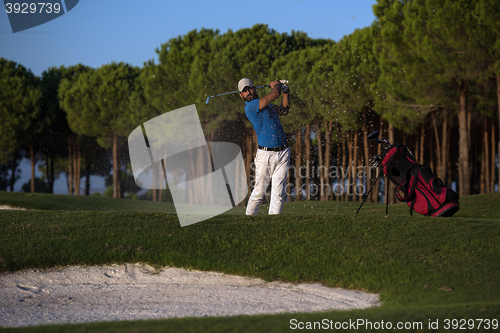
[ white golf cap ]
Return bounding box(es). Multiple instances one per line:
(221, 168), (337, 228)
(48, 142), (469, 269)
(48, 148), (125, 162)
(238, 78), (254, 92)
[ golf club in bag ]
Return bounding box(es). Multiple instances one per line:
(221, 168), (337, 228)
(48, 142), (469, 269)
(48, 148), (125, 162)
(357, 131), (460, 217)
(205, 80), (289, 104)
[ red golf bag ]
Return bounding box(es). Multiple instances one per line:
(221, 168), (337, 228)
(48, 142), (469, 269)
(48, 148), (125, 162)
(381, 143), (460, 217)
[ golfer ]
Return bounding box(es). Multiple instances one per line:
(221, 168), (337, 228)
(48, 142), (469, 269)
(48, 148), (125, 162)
(238, 78), (291, 215)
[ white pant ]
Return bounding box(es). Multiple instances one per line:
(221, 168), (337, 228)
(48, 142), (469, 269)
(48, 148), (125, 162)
(246, 147), (291, 215)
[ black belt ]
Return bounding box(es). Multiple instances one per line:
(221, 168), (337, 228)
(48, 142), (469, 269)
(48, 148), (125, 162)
(258, 145), (288, 152)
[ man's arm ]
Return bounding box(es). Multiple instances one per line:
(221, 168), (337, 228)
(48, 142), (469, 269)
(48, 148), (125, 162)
(259, 80), (281, 110)
(282, 87), (289, 107)
(274, 83), (290, 116)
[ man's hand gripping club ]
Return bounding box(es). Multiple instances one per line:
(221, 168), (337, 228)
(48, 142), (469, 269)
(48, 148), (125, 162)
(259, 80), (289, 110)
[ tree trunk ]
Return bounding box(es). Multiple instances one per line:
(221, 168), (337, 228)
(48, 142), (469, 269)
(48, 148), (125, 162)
(245, 131), (252, 191)
(388, 123), (395, 150)
(68, 137), (74, 195)
(9, 152), (19, 192)
(490, 121), (496, 193)
(0, 164), (7, 191)
(419, 123), (425, 163)
(316, 119), (325, 201)
(447, 152), (452, 188)
(325, 121), (332, 201)
(377, 121), (383, 202)
(286, 160), (290, 202)
(430, 138), (435, 177)
(497, 75), (500, 193)
(362, 121), (371, 203)
(481, 126), (487, 194)
(30, 144), (35, 193)
(112, 134), (122, 198)
(236, 153), (243, 205)
(337, 132), (342, 202)
(340, 132), (346, 201)
(472, 127), (480, 194)
(188, 148), (197, 204)
(483, 115), (490, 194)
(353, 130), (359, 201)
(74, 142), (81, 196)
(432, 113), (443, 180)
(152, 166), (158, 202)
(345, 131), (353, 202)
(49, 153), (55, 193)
(458, 81), (471, 196)
(470, 111), (477, 194)
(388, 123), (396, 204)
(45, 152), (54, 193)
(73, 143), (77, 195)
(85, 159), (91, 196)
(305, 124), (311, 200)
(371, 119), (383, 203)
(46, 153), (51, 194)
(441, 113), (449, 184)
(372, 140), (381, 203)
(342, 132), (347, 201)
(294, 128), (302, 201)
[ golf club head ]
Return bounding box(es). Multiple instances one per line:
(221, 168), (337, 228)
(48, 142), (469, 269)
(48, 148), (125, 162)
(377, 138), (391, 146)
(367, 131), (380, 140)
(206, 97), (210, 104)
(369, 155), (382, 167)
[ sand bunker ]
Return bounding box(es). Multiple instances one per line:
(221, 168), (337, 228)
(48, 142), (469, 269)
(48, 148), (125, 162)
(0, 263), (380, 328)
(0, 205), (26, 210)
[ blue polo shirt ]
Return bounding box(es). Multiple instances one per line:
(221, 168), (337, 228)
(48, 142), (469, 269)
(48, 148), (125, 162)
(244, 99), (287, 148)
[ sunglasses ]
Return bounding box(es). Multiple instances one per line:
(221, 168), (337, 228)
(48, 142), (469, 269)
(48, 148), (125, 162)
(242, 86), (254, 93)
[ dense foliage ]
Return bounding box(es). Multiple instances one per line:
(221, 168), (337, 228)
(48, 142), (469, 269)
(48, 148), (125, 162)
(1, 0), (499, 201)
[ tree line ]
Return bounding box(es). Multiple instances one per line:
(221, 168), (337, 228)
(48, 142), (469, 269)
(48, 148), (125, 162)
(1, 0), (499, 203)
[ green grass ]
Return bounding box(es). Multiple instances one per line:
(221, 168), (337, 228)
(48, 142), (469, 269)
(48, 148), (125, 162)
(1, 191), (499, 332)
(3, 303), (498, 333)
(0, 191), (177, 213)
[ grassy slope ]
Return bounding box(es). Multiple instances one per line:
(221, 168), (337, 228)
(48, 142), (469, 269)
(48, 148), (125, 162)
(0, 191), (177, 213)
(0, 191), (499, 332)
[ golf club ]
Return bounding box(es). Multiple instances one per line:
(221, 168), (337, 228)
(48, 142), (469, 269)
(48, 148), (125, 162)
(367, 131), (380, 140)
(368, 130), (392, 147)
(357, 130), (392, 215)
(377, 138), (391, 146)
(205, 85), (269, 104)
(205, 80), (289, 104)
(369, 155), (382, 168)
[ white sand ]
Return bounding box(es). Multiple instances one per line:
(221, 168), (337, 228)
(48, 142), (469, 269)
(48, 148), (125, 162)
(0, 205), (26, 210)
(0, 263), (381, 328)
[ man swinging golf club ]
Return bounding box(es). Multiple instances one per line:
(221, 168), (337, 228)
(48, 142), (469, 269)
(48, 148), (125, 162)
(239, 78), (291, 215)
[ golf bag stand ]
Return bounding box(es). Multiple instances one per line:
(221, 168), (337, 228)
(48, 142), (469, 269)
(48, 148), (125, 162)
(355, 164), (391, 215)
(356, 170), (384, 214)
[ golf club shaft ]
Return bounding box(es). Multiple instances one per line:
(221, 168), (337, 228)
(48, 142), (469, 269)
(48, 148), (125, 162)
(356, 170), (383, 214)
(206, 84), (270, 104)
(381, 137), (392, 146)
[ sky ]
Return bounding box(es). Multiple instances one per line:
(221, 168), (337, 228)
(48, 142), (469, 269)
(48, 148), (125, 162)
(1, 0), (378, 194)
